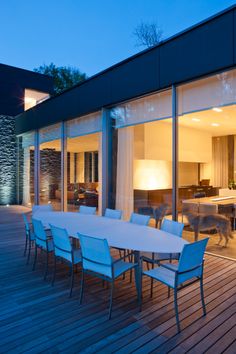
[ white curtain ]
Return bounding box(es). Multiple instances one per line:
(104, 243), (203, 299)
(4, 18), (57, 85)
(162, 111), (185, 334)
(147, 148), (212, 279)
(212, 136), (228, 188)
(22, 147), (31, 206)
(116, 126), (134, 220)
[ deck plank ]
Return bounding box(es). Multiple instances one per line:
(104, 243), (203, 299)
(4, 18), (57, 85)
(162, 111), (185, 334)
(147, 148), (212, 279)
(0, 206), (236, 354)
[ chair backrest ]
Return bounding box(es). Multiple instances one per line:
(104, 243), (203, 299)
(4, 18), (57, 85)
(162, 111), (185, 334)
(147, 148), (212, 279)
(129, 212), (150, 226)
(199, 203), (218, 215)
(22, 213), (30, 232)
(161, 218), (184, 237)
(79, 205), (96, 215)
(78, 234), (112, 278)
(32, 218), (47, 248)
(178, 238), (209, 275)
(32, 204), (53, 214)
(104, 208), (122, 220)
(50, 224), (72, 260)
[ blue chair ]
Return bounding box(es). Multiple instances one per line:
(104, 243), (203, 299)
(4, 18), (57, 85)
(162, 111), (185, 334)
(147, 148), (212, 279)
(104, 208), (122, 220)
(79, 205), (96, 215)
(50, 225), (81, 297)
(32, 204), (54, 214)
(78, 233), (138, 319)
(32, 218), (54, 279)
(129, 213), (150, 226)
(22, 213), (35, 264)
(143, 218), (185, 296)
(142, 238), (209, 332)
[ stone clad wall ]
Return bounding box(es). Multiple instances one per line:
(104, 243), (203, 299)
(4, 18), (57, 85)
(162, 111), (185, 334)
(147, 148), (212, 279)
(0, 115), (16, 204)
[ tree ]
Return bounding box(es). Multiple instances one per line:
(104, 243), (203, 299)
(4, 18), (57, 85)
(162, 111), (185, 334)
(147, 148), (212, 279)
(133, 22), (163, 48)
(34, 63), (87, 95)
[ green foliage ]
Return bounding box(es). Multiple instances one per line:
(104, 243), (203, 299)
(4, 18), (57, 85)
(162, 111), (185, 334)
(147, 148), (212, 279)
(34, 63), (87, 95)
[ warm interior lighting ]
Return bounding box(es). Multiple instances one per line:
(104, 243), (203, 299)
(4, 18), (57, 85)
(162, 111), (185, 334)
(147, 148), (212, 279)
(211, 123), (220, 127)
(212, 107), (223, 112)
(192, 118), (200, 122)
(134, 160), (171, 190)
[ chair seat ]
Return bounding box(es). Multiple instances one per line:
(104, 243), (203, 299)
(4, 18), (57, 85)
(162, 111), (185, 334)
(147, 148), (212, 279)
(37, 239), (54, 252)
(113, 259), (137, 279)
(143, 264), (177, 288)
(142, 251), (180, 262)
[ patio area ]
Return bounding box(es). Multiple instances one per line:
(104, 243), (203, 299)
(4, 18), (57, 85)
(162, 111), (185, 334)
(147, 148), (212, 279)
(0, 206), (236, 353)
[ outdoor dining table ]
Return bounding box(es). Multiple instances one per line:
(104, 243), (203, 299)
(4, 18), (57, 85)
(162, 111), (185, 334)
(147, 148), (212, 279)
(33, 211), (188, 299)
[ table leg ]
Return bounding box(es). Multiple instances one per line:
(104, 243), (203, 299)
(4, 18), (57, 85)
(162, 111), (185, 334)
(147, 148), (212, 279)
(134, 250), (142, 305)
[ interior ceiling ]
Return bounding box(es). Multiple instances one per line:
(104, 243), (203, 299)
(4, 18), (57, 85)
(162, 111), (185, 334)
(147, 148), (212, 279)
(40, 133), (99, 152)
(25, 89), (49, 101)
(179, 104), (236, 136)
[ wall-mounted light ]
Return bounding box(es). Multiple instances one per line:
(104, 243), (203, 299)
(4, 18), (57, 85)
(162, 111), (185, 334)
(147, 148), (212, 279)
(212, 107), (223, 112)
(134, 160), (172, 190)
(211, 123), (220, 127)
(192, 118), (200, 122)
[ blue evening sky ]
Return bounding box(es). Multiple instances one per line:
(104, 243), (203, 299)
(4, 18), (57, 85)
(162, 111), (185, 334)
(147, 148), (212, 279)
(1, 0), (235, 76)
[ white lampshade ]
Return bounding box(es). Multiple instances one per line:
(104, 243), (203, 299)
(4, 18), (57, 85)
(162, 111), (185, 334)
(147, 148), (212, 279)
(134, 159), (172, 190)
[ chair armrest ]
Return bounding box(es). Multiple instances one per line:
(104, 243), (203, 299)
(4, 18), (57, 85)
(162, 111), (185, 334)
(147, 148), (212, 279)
(112, 251), (134, 264)
(160, 263), (178, 272)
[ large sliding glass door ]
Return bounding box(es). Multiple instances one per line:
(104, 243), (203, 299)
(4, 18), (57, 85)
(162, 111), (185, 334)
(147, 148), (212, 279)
(39, 124), (62, 210)
(178, 68), (236, 259)
(111, 90), (172, 223)
(66, 112), (102, 213)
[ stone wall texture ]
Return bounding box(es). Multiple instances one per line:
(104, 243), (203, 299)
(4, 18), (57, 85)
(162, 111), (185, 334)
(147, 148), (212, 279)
(0, 115), (16, 204)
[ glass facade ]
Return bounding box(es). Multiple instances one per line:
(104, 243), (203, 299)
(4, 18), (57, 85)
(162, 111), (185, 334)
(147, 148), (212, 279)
(17, 132), (35, 207)
(66, 112), (102, 212)
(39, 124), (62, 210)
(17, 68), (236, 259)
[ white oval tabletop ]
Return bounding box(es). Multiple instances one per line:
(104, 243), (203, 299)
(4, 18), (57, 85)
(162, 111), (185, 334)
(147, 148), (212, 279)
(33, 211), (188, 254)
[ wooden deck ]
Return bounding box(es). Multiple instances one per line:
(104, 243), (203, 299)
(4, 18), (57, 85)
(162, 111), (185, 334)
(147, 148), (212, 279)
(0, 206), (236, 354)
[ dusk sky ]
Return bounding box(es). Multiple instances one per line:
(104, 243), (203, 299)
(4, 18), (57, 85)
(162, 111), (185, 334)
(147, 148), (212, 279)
(1, 0), (236, 76)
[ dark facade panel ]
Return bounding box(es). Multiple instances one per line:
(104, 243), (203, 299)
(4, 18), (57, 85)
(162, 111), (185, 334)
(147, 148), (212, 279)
(159, 11), (234, 88)
(110, 48), (160, 104)
(0, 64), (54, 116)
(16, 72), (111, 132)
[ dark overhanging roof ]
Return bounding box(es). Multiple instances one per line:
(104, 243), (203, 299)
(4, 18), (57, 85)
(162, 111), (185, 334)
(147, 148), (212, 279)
(16, 4), (236, 135)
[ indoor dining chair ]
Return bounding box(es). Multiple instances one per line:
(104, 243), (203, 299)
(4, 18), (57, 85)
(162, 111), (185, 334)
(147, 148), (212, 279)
(129, 212), (150, 226)
(141, 237), (209, 332)
(32, 218), (54, 280)
(22, 213), (35, 264)
(78, 233), (138, 319)
(104, 208), (122, 220)
(50, 224), (81, 297)
(142, 218), (185, 296)
(32, 204), (54, 214)
(79, 205), (96, 215)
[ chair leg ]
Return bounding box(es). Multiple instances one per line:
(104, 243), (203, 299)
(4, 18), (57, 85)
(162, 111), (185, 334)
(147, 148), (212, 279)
(44, 251), (49, 280)
(108, 281), (114, 320)
(69, 264), (74, 297)
(200, 277), (206, 316)
(79, 270), (84, 305)
(168, 287), (171, 298)
(139, 272), (143, 312)
(24, 235), (28, 256)
(26, 239), (32, 264)
(32, 245), (38, 270)
(150, 278), (154, 298)
(52, 256), (57, 286)
(174, 288), (181, 332)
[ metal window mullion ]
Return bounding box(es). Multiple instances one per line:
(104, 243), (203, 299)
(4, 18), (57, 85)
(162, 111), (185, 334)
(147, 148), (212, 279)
(61, 122), (67, 211)
(34, 130), (40, 205)
(101, 108), (111, 215)
(172, 85), (178, 221)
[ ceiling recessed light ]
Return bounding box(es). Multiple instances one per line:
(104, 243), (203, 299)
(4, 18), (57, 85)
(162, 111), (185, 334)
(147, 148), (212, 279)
(192, 118), (200, 122)
(211, 123), (220, 127)
(212, 107), (223, 112)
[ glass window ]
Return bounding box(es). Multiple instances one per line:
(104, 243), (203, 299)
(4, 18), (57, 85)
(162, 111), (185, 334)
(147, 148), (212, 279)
(17, 132), (35, 207)
(111, 90), (172, 224)
(66, 112), (102, 212)
(39, 124), (62, 210)
(178, 68), (236, 259)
